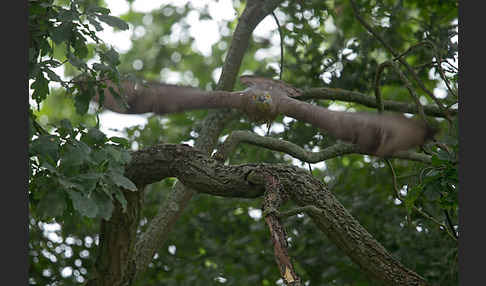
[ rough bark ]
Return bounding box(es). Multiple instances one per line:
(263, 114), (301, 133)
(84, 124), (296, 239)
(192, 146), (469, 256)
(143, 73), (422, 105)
(85, 191), (142, 286)
(85, 0), (437, 284)
(121, 143), (431, 285)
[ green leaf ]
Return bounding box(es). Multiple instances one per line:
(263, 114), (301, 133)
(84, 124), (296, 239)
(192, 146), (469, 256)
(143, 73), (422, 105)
(30, 135), (60, 163)
(91, 149), (109, 164)
(102, 48), (121, 66)
(41, 161), (58, 174)
(86, 6), (111, 15)
(36, 189), (66, 219)
(109, 136), (129, 147)
(42, 58), (62, 67)
(120, 150), (132, 164)
(28, 115), (35, 140)
(74, 38), (89, 59)
(50, 22), (73, 44)
(58, 177), (84, 191)
(57, 8), (76, 22)
(97, 14), (129, 30)
(108, 171), (137, 191)
(76, 173), (103, 194)
(92, 62), (112, 71)
(57, 119), (73, 137)
(44, 68), (62, 82)
(68, 53), (87, 69)
(87, 16), (104, 32)
(104, 145), (123, 162)
(31, 73), (49, 103)
(82, 127), (107, 146)
(113, 188), (127, 212)
(38, 39), (53, 57)
(67, 189), (98, 218)
(437, 149), (451, 161)
(93, 191), (114, 220)
(61, 143), (90, 167)
(74, 80), (94, 114)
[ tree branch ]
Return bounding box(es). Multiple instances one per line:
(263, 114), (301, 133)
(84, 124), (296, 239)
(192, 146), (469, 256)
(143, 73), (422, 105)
(261, 170), (301, 285)
(131, 0), (286, 280)
(123, 143), (430, 285)
(299, 87), (455, 118)
(213, 130), (432, 164)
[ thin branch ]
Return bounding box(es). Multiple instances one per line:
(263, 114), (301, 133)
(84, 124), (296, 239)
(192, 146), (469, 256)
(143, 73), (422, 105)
(213, 130), (431, 164)
(395, 40), (457, 99)
(31, 117), (49, 135)
(375, 61), (427, 122)
(278, 205), (323, 218)
(349, 0), (447, 111)
(374, 61), (391, 113)
(272, 11), (285, 80)
(300, 87), (455, 118)
(385, 159), (457, 241)
(443, 204), (458, 240)
(393, 41), (431, 61)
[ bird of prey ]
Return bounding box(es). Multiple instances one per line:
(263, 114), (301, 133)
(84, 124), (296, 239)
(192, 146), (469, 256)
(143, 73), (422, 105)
(95, 75), (435, 157)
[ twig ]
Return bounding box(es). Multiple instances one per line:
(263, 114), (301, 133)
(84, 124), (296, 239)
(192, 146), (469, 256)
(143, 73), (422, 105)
(349, 0), (447, 112)
(278, 205), (323, 218)
(300, 87), (455, 118)
(400, 40), (457, 99)
(29, 110), (49, 135)
(442, 201), (458, 240)
(393, 41), (431, 61)
(385, 159), (457, 241)
(375, 61), (427, 119)
(213, 130), (431, 164)
(374, 61), (390, 113)
(388, 61), (427, 122)
(272, 11), (285, 80)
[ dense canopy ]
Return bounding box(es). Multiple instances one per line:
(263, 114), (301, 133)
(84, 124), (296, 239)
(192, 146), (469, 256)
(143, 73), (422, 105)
(28, 0), (458, 285)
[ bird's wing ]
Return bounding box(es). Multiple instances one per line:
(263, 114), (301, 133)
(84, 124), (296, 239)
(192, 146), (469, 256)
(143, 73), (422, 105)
(277, 96), (435, 156)
(95, 81), (240, 114)
(94, 78), (435, 156)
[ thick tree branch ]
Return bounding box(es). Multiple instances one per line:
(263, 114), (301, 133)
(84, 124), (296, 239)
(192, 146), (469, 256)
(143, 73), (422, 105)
(218, 0), (286, 90)
(124, 143), (430, 285)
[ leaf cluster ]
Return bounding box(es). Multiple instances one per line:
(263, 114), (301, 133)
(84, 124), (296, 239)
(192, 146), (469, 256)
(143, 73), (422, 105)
(29, 119), (135, 221)
(29, 0), (128, 111)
